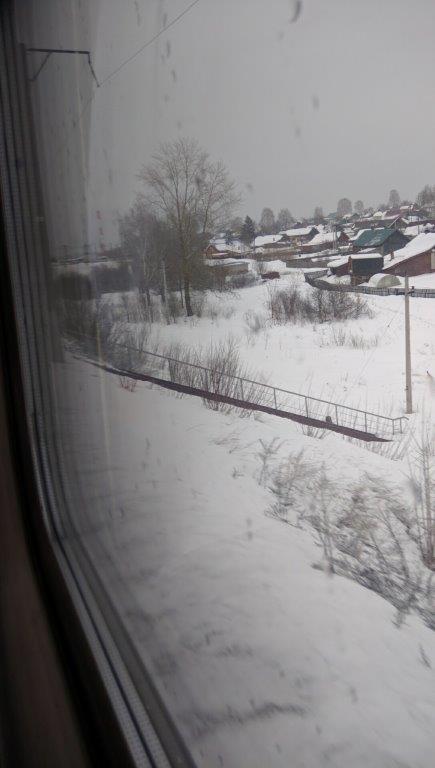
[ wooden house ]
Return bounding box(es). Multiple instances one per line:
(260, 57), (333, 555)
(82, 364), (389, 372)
(383, 233), (435, 277)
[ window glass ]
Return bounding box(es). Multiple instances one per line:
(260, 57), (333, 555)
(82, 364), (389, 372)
(8, 1), (435, 766)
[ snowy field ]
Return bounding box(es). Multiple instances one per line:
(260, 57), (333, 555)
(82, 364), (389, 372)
(114, 269), (435, 441)
(55, 271), (435, 767)
(56, 352), (435, 768)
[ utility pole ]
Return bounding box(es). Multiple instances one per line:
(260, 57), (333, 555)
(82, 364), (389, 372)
(161, 259), (167, 304)
(404, 274), (413, 413)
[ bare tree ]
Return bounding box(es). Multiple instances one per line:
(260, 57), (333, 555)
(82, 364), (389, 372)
(259, 207), (276, 234)
(337, 197), (352, 218)
(388, 189), (401, 209)
(119, 199), (161, 320)
(139, 138), (239, 316)
(354, 199), (364, 215)
(276, 207), (294, 231)
(313, 206), (324, 224)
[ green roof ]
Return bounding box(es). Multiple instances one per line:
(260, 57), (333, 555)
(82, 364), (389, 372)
(353, 228), (396, 248)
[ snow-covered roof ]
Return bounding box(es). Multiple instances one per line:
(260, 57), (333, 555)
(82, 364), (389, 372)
(404, 225), (422, 238)
(280, 227), (315, 238)
(257, 259), (288, 274)
(205, 258), (249, 267)
(307, 231), (339, 246)
(385, 232), (435, 269)
(210, 237), (248, 253)
(349, 228), (370, 242)
(321, 274), (351, 285)
(404, 223), (434, 238)
(327, 257), (348, 268)
(254, 234), (283, 248)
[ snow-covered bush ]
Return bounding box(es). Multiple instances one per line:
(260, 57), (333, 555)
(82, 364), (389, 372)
(262, 450), (435, 629)
(266, 450), (314, 525)
(267, 285), (372, 325)
(244, 310), (267, 336)
(317, 327), (379, 349)
(227, 272), (257, 289)
(203, 301), (236, 321)
(409, 428), (435, 571)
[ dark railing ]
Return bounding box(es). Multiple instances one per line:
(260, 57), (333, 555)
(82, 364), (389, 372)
(72, 334), (408, 440)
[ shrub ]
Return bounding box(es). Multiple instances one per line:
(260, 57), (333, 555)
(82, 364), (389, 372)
(244, 310), (266, 335)
(227, 272), (257, 289)
(203, 301), (236, 321)
(163, 292), (184, 324)
(163, 337), (268, 414)
(318, 328), (379, 349)
(267, 285), (372, 325)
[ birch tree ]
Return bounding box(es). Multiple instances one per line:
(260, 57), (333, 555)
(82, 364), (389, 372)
(139, 138), (239, 316)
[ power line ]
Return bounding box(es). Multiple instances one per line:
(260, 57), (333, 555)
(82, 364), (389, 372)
(34, 0), (202, 174)
(98, 0), (201, 89)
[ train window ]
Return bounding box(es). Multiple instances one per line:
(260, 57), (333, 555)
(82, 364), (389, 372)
(2, 1), (435, 766)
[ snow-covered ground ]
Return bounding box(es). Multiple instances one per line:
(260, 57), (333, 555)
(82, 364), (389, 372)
(56, 272), (435, 766)
(56, 352), (435, 768)
(121, 270), (435, 431)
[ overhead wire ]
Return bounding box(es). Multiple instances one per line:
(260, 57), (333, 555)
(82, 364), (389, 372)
(33, 0), (203, 228)
(77, 0), (202, 122)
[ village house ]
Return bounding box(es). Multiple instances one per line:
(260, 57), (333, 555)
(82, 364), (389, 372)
(301, 230), (349, 255)
(327, 256), (349, 277)
(352, 227), (408, 255)
(204, 243), (232, 259)
(348, 254), (384, 285)
(206, 236), (250, 258)
(383, 232), (435, 277)
(253, 234), (284, 250)
(279, 226), (318, 248)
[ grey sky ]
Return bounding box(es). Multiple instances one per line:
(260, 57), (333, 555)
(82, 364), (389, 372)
(25, 0), (435, 248)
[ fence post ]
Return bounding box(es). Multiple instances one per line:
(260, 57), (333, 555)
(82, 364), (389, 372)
(273, 388), (277, 410)
(364, 412), (368, 432)
(335, 404), (338, 424)
(240, 379), (244, 400)
(305, 397), (309, 417)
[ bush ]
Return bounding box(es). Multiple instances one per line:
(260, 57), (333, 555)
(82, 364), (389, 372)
(244, 310), (267, 335)
(267, 285), (372, 325)
(163, 292), (185, 323)
(227, 272), (257, 289)
(203, 300), (236, 321)
(318, 328), (379, 349)
(163, 337), (268, 414)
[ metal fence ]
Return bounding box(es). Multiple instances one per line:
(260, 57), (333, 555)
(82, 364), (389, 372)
(304, 273), (435, 298)
(76, 334), (407, 440)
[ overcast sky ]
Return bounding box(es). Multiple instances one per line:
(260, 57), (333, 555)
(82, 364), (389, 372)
(30, 0), (435, 246)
